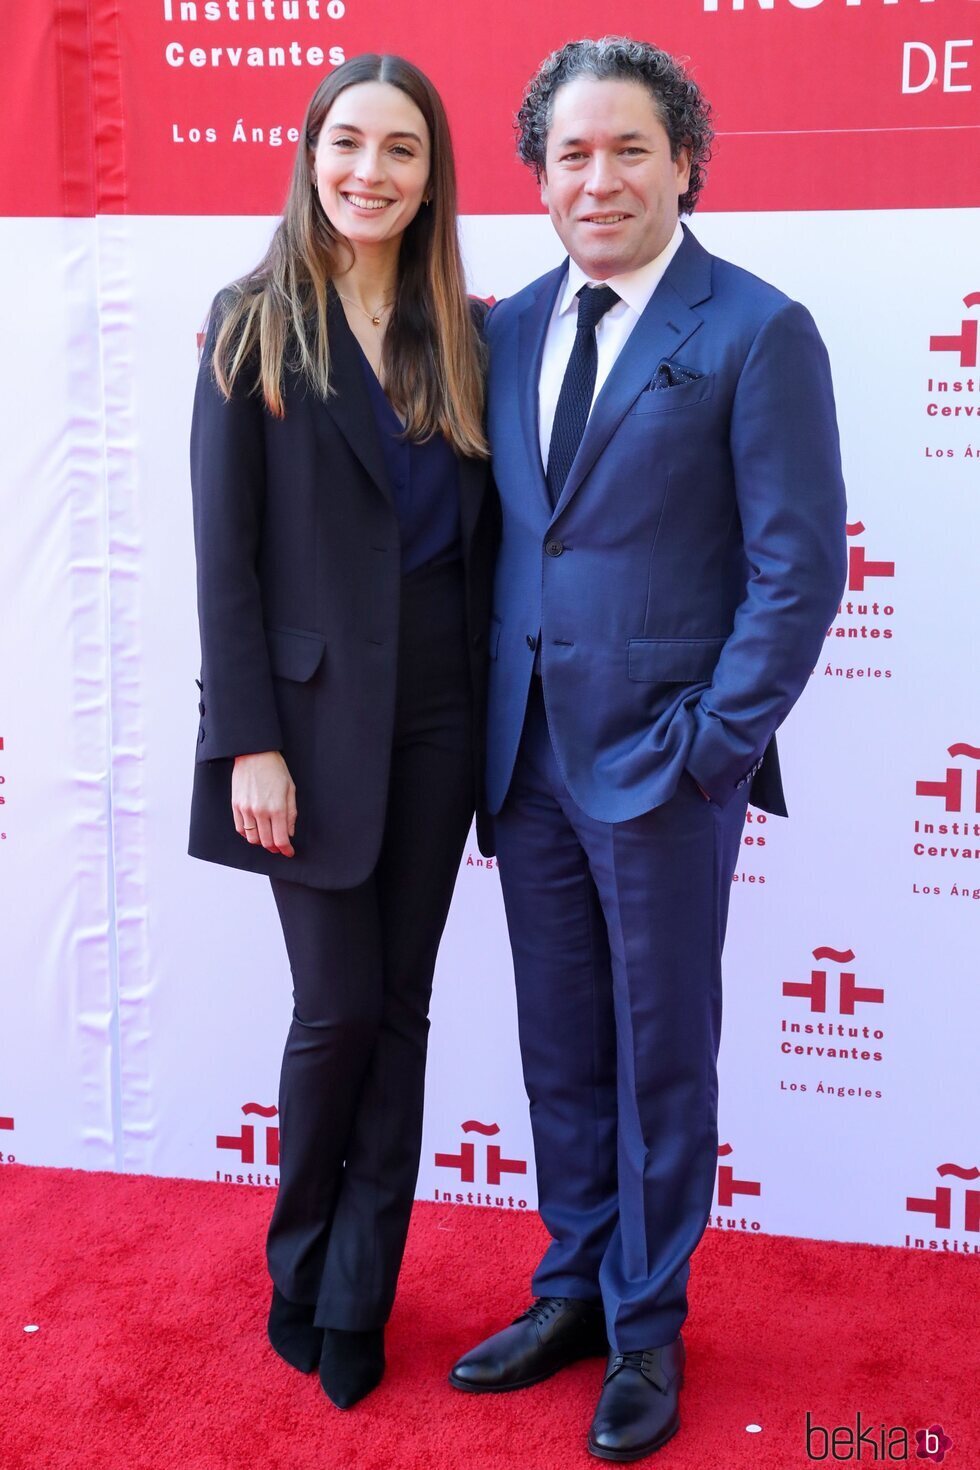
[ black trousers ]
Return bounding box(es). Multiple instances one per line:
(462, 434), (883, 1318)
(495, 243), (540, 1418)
(266, 559), (474, 1330)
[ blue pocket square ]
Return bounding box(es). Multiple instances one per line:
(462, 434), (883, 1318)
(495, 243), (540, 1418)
(651, 360), (704, 390)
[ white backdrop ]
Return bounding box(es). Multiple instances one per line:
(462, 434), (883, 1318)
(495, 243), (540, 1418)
(3, 205), (977, 1256)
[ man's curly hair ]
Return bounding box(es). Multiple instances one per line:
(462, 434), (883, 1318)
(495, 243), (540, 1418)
(516, 37), (713, 216)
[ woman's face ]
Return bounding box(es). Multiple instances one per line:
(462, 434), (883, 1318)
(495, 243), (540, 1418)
(313, 81), (431, 255)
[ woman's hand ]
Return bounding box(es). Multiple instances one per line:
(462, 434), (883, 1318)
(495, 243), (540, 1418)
(232, 751), (297, 857)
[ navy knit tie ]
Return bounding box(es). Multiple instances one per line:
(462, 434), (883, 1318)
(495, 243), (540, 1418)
(546, 284), (620, 506)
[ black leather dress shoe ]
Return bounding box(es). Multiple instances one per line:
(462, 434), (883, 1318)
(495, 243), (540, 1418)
(587, 1338), (685, 1461)
(449, 1296), (607, 1393)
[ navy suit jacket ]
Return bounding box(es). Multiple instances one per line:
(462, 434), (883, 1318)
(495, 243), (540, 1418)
(485, 226), (847, 820)
(188, 290), (497, 887)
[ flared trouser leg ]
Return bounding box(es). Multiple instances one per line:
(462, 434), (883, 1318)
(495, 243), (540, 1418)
(265, 559), (474, 1328)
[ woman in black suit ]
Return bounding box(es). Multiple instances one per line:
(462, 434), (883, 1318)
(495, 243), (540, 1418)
(188, 53), (496, 1408)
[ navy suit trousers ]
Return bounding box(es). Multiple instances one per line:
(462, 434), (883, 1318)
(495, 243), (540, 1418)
(495, 678), (749, 1350)
(265, 559), (474, 1329)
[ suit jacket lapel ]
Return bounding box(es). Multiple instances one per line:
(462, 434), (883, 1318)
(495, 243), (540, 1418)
(551, 228), (714, 521)
(516, 264), (566, 518)
(320, 290), (393, 507)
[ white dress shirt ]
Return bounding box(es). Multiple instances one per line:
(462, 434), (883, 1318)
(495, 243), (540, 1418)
(538, 221), (685, 472)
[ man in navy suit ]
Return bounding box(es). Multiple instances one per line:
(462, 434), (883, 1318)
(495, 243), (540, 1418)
(449, 38), (847, 1460)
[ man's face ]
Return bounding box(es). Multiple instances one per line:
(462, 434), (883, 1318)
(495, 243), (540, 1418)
(540, 77), (691, 280)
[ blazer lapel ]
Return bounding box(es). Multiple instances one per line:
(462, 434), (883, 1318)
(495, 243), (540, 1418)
(516, 265), (566, 518)
(551, 228), (714, 521)
(320, 290), (393, 507)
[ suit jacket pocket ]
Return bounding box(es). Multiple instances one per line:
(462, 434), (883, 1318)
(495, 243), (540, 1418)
(629, 374), (715, 415)
(265, 626), (326, 682)
(628, 636), (727, 682)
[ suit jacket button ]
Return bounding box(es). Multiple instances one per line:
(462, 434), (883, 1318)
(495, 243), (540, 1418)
(546, 540), (564, 557)
(198, 702), (205, 716)
(199, 728), (206, 743)
(526, 634), (537, 651)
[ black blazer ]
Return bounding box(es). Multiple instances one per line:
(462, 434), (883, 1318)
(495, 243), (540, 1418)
(188, 290), (498, 889)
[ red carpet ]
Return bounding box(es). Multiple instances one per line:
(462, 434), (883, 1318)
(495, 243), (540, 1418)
(0, 1166), (973, 1469)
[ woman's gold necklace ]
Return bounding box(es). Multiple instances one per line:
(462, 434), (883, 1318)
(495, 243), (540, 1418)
(335, 291), (393, 328)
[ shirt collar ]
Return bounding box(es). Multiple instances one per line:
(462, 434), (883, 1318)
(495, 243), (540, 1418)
(559, 220), (685, 319)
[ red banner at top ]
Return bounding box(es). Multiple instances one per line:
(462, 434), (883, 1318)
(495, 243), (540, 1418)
(4, 0), (979, 216)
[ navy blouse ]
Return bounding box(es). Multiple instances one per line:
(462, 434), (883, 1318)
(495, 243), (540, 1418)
(358, 349), (462, 575)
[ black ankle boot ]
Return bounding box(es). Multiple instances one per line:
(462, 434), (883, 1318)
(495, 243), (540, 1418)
(267, 1285), (324, 1373)
(319, 1326), (385, 1408)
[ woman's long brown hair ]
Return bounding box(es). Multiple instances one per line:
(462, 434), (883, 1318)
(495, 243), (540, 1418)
(211, 54), (487, 459)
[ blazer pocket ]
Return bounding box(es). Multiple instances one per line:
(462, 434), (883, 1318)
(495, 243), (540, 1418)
(628, 636), (727, 683)
(630, 373), (715, 415)
(265, 626), (326, 683)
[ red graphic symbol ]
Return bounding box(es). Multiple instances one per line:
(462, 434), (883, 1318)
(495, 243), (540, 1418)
(782, 947), (884, 1015)
(435, 1120), (527, 1185)
(845, 522), (895, 593)
(216, 1102), (279, 1167)
(915, 1423), (954, 1464)
(0, 1116), (13, 1132)
(930, 292), (980, 368)
(716, 1143), (761, 1207)
(907, 1163), (980, 1232)
(915, 743), (980, 814)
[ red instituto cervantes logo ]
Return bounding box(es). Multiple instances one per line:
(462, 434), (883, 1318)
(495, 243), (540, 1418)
(716, 1142), (761, 1208)
(915, 743), (980, 814)
(707, 1143), (762, 1233)
(930, 293), (980, 367)
(844, 521), (894, 594)
(432, 1119), (529, 1209)
(435, 1119), (526, 1186)
(714, 1140), (764, 1234)
(779, 946), (885, 1089)
(782, 946), (885, 1016)
(215, 1102), (279, 1183)
(906, 1163), (979, 1253)
(823, 521), (895, 681)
